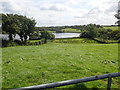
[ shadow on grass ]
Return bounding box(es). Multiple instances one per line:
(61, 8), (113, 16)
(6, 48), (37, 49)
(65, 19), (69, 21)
(65, 83), (100, 90)
(46, 84), (88, 90)
(70, 83), (87, 89)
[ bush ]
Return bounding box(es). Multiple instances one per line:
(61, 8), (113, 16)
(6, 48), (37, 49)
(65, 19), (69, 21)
(2, 40), (9, 47)
(40, 31), (55, 43)
(29, 31), (41, 40)
(7, 42), (19, 47)
(14, 40), (23, 45)
(80, 30), (91, 38)
(2, 40), (19, 47)
(98, 29), (120, 40)
(80, 24), (98, 39)
(111, 30), (120, 40)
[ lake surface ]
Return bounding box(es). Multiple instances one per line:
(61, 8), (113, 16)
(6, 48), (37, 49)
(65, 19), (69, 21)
(0, 33), (81, 40)
(53, 33), (81, 38)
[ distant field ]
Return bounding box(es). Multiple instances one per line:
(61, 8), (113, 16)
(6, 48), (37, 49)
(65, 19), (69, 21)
(103, 26), (119, 31)
(54, 38), (98, 44)
(2, 40), (119, 89)
(48, 31), (56, 33)
(61, 28), (81, 33)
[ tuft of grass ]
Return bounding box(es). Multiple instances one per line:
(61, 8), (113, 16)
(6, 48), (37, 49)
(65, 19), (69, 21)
(2, 43), (119, 89)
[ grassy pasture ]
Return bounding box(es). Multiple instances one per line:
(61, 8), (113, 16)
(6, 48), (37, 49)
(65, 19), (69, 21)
(2, 38), (119, 89)
(54, 38), (98, 44)
(61, 28), (81, 33)
(103, 26), (119, 31)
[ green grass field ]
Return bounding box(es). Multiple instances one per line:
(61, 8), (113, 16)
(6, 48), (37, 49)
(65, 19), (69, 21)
(2, 38), (119, 89)
(61, 28), (81, 33)
(54, 38), (98, 44)
(103, 26), (119, 31)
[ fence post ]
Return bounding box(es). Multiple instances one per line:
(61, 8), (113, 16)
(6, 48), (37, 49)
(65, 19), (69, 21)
(107, 74), (112, 90)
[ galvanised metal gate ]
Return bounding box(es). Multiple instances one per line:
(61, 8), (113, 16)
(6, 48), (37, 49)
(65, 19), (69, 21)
(13, 72), (120, 90)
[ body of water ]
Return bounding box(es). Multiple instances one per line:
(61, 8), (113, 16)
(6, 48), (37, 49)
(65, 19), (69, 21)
(0, 34), (21, 40)
(0, 33), (81, 40)
(53, 33), (81, 38)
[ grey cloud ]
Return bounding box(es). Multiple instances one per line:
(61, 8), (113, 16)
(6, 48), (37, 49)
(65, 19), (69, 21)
(107, 3), (118, 12)
(1, 1), (31, 17)
(74, 16), (81, 18)
(88, 7), (101, 15)
(73, 7), (101, 19)
(81, 8), (101, 19)
(40, 5), (66, 11)
(40, 7), (48, 10)
(2, 2), (14, 13)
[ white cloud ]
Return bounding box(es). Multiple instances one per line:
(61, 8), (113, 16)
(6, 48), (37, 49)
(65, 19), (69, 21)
(1, 0), (22, 13)
(0, 0), (119, 26)
(75, 0), (119, 25)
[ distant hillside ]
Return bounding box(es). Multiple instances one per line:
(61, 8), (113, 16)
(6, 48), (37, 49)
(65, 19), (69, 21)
(60, 28), (81, 33)
(103, 26), (119, 31)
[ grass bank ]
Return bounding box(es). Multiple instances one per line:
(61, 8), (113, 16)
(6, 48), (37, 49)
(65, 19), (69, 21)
(2, 42), (119, 89)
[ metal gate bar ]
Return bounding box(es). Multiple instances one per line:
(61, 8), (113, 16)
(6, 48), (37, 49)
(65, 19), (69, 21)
(13, 72), (120, 90)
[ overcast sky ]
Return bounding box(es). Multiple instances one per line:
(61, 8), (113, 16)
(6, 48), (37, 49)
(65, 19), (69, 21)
(0, 0), (119, 26)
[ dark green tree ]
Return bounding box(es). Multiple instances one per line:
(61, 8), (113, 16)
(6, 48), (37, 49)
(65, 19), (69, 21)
(40, 31), (55, 43)
(2, 14), (20, 40)
(80, 24), (98, 39)
(115, 10), (120, 26)
(2, 14), (36, 42)
(16, 14), (36, 42)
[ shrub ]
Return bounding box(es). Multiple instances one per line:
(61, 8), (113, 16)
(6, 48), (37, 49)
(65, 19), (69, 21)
(80, 30), (91, 38)
(80, 24), (98, 39)
(2, 40), (19, 47)
(98, 29), (120, 40)
(40, 31), (55, 43)
(7, 42), (19, 47)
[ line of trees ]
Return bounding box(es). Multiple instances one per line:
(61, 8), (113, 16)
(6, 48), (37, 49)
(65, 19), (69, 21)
(2, 14), (55, 44)
(80, 24), (120, 41)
